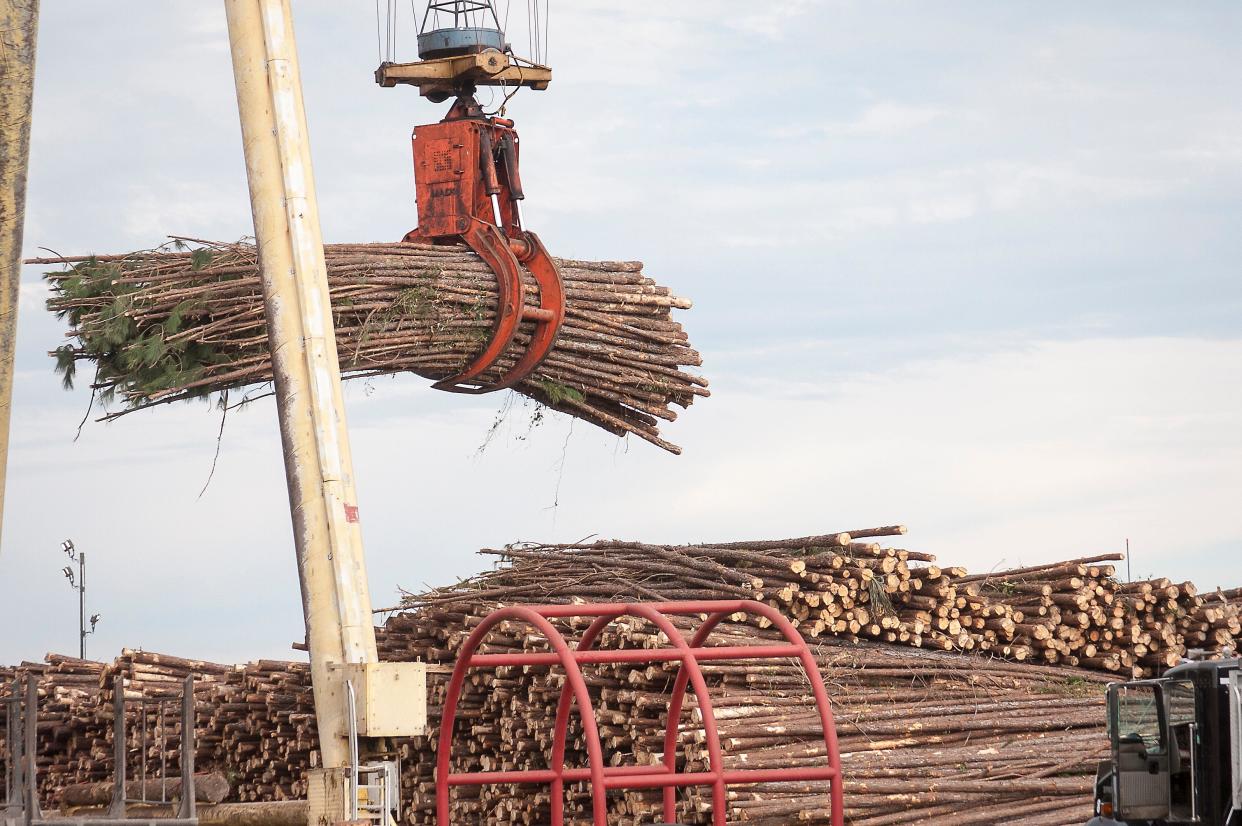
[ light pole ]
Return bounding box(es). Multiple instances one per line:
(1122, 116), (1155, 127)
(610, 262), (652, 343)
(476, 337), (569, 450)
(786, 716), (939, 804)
(60, 540), (99, 659)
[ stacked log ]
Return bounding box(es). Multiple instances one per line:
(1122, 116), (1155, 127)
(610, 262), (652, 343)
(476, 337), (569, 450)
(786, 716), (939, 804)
(37, 241), (708, 453)
(5, 528), (1239, 824)
(94, 652), (316, 804)
(0, 656), (109, 806)
(377, 604), (1108, 824)
(409, 529), (1240, 679)
(0, 652), (314, 809)
(220, 661), (314, 802)
(1, 625), (1107, 824)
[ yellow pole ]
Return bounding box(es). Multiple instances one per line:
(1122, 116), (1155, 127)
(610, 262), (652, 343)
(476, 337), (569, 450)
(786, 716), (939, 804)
(0, 0), (39, 554)
(223, 0), (377, 772)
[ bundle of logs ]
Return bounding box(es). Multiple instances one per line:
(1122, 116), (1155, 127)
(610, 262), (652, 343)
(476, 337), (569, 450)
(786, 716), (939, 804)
(408, 527), (1241, 679)
(4, 528), (1240, 825)
(37, 240), (707, 453)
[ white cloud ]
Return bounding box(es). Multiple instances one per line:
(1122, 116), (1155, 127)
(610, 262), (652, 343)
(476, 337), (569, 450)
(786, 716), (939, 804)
(18, 281), (51, 313)
(729, 0), (816, 40)
(121, 180), (251, 245)
(835, 103), (948, 138)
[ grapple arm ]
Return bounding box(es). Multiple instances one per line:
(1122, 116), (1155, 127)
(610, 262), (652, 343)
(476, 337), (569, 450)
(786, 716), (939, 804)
(403, 97), (565, 394)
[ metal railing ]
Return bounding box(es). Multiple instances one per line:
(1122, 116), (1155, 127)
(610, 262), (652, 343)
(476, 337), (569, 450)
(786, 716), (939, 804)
(1, 673), (199, 826)
(2, 676), (39, 826)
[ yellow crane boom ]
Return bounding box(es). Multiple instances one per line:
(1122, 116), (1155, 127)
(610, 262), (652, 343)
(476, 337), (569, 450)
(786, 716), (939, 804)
(0, 0), (39, 556)
(221, 3), (424, 823)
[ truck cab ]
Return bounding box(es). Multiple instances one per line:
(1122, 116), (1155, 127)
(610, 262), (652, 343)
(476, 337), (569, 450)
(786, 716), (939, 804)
(1091, 659), (1241, 825)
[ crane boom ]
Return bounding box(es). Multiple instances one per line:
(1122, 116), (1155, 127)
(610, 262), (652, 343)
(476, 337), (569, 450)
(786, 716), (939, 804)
(0, 0), (39, 555)
(223, 10), (431, 821)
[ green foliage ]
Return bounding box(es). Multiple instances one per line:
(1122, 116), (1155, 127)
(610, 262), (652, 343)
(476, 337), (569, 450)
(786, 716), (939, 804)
(53, 346), (77, 390)
(164, 300), (198, 335)
(867, 577), (895, 618)
(532, 379), (585, 406)
(190, 248), (214, 271)
(46, 250), (232, 406)
(352, 286), (444, 364)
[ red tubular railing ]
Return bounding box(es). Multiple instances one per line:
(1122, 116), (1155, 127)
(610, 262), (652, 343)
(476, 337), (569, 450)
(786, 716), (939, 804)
(434, 600), (844, 825)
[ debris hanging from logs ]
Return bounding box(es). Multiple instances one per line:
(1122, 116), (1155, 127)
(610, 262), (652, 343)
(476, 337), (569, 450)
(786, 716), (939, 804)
(36, 240), (708, 453)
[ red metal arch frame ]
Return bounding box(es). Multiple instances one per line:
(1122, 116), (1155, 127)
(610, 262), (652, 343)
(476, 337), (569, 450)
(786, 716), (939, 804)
(435, 600), (844, 826)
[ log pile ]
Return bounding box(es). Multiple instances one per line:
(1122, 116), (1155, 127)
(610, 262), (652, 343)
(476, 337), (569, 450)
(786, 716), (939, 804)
(0, 655), (110, 804)
(36, 241), (708, 453)
(1, 631), (1111, 824)
(378, 603), (1110, 825)
(408, 528), (1241, 679)
(0, 652), (315, 808)
(4, 527), (1238, 825)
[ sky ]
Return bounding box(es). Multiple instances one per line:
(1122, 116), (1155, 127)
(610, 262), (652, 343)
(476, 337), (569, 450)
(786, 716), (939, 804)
(1, 1), (1239, 665)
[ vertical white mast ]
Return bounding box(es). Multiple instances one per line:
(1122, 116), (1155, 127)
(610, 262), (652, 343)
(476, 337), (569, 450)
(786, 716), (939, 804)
(0, 0), (40, 555)
(223, 0), (377, 772)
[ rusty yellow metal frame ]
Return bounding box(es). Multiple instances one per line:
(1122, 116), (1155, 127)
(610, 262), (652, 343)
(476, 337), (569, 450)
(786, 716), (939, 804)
(375, 48), (551, 97)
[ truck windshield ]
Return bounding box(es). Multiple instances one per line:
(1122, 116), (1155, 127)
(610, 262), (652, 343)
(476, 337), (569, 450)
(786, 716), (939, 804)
(1114, 683), (1163, 753)
(1165, 681), (1195, 726)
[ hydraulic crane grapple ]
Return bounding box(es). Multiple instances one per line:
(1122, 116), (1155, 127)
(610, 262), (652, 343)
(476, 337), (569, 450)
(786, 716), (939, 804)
(379, 2), (564, 394)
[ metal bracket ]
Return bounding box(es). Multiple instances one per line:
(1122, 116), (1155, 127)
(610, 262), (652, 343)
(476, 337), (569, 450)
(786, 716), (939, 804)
(375, 50), (551, 99)
(339, 664), (427, 738)
(5, 674), (198, 826)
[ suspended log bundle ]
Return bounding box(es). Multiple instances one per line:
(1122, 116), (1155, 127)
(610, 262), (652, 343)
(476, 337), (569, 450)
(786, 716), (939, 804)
(37, 241), (708, 453)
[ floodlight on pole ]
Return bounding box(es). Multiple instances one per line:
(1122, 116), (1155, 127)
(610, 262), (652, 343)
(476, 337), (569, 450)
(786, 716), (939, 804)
(59, 538), (98, 659)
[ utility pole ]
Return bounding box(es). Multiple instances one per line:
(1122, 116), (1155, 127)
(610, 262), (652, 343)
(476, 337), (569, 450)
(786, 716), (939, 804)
(223, 0), (378, 773)
(60, 540), (100, 659)
(0, 0), (40, 556)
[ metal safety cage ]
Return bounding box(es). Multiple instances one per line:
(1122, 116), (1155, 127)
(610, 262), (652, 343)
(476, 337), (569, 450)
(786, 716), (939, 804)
(435, 600), (844, 826)
(117, 676), (198, 815)
(2, 676), (35, 826)
(3, 673), (198, 826)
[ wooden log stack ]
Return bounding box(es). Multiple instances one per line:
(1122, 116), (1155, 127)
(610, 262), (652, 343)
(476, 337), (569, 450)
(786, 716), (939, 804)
(408, 528), (1240, 679)
(37, 241), (708, 453)
(2, 622), (1108, 824)
(377, 602), (1112, 825)
(4, 527), (1238, 825)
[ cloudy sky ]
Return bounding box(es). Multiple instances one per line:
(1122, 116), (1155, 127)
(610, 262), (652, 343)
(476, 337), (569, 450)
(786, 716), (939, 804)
(2, 2), (1239, 665)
